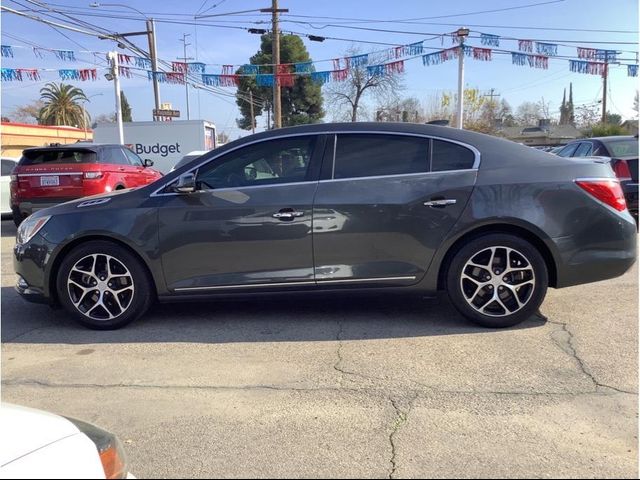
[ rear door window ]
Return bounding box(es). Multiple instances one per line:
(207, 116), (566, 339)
(431, 139), (476, 171)
(101, 147), (129, 165)
(19, 149), (97, 165)
(333, 134), (429, 179)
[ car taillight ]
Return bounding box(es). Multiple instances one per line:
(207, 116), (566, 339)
(612, 159), (632, 181)
(84, 171), (103, 179)
(575, 179), (627, 212)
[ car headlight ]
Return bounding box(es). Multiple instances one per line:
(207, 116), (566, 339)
(65, 417), (129, 479)
(16, 215), (51, 245)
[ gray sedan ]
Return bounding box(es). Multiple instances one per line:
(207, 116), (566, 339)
(13, 123), (637, 329)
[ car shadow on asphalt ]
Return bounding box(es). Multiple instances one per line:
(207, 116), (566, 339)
(1, 286), (547, 344)
(1, 220), (16, 238)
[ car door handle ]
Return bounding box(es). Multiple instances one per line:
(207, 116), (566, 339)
(424, 199), (457, 207)
(272, 210), (304, 220)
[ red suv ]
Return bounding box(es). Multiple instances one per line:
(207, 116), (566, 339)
(10, 143), (163, 226)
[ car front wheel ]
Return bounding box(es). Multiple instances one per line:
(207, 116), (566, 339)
(56, 241), (152, 330)
(446, 234), (548, 328)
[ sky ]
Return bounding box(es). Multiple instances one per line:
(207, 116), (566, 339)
(1, 0), (639, 139)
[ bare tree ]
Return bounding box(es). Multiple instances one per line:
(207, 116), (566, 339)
(324, 48), (404, 122)
(515, 101), (543, 126)
(9, 100), (45, 124)
(375, 96), (426, 122)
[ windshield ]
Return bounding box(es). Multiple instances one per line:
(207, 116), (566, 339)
(605, 140), (638, 158)
(19, 149), (97, 166)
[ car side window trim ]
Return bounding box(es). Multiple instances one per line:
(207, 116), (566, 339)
(151, 130), (481, 197)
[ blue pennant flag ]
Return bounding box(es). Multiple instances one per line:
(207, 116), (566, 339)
(202, 74), (220, 86)
(535, 42), (557, 56)
(1, 68), (21, 81)
(135, 57), (152, 69)
(310, 71), (330, 84)
(349, 54), (368, 67)
(408, 42), (424, 56)
(54, 50), (76, 61)
(242, 64), (259, 75)
(511, 52), (528, 66)
(628, 65), (638, 77)
(188, 63), (206, 73)
(294, 62), (313, 73)
(59, 69), (80, 80)
(480, 34), (500, 47)
(256, 74), (274, 87)
(367, 64), (385, 76)
(1, 45), (14, 58)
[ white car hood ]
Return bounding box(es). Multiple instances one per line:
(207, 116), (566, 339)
(0, 403), (80, 466)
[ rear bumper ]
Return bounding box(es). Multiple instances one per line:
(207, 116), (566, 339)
(12, 198), (74, 219)
(622, 182), (638, 220)
(553, 212), (637, 288)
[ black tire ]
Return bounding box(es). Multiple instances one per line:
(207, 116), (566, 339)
(446, 233), (548, 328)
(13, 211), (23, 227)
(56, 240), (153, 330)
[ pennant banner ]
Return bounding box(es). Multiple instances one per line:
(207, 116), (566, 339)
(255, 73), (274, 87)
(349, 54), (369, 67)
(188, 62), (206, 73)
(277, 64), (292, 75)
(294, 62), (312, 73)
(421, 47), (461, 66)
(480, 34), (500, 47)
(118, 66), (133, 78)
(310, 71), (330, 85)
(53, 49), (76, 61)
(172, 62), (188, 73)
(242, 64), (259, 75)
(628, 65), (638, 77)
(518, 40), (534, 53)
(408, 41), (424, 56)
(1, 68), (22, 81)
(473, 48), (492, 61)
(512, 53), (549, 69)
(59, 68), (96, 80)
(385, 60), (404, 74)
(332, 69), (348, 82)
(569, 60), (606, 75)
(149, 71), (185, 84)
(577, 48), (618, 62)
(367, 64), (385, 76)
(118, 54), (132, 65)
(535, 42), (557, 56)
(277, 73), (295, 87)
(134, 57), (152, 69)
(33, 47), (46, 59)
(18, 68), (41, 81)
(221, 64), (234, 75)
(332, 58), (342, 70)
(1, 45), (14, 58)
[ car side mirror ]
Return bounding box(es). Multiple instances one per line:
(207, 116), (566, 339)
(173, 173), (196, 193)
(144, 159), (154, 167)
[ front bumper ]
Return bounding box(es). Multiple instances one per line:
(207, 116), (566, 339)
(13, 234), (56, 305)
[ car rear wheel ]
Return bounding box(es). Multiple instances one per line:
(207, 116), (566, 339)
(56, 241), (152, 330)
(446, 234), (548, 328)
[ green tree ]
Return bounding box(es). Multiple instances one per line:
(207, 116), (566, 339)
(38, 82), (88, 128)
(605, 112), (621, 125)
(120, 91), (132, 122)
(236, 33), (323, 129)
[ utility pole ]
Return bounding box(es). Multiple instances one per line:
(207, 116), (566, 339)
(601, 51), (609, 124)
(178, 33), (194, 120)
(249, 90), (255, 134)
(260, 1), (288, 129)
(483, 88), (500, 103)
(147, 19), (161, 118)
(107, 51), (124, 144)
(455, 27), (469, 129)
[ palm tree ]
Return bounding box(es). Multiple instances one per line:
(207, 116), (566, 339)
(38, 82), (89, 128)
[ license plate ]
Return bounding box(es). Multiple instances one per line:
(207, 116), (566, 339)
(40, 176), (59, 186)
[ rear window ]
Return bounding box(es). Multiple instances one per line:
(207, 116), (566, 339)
(431, 140), (476, 171)
(605, 140), (638, 158)
(19, 149), (97, 166)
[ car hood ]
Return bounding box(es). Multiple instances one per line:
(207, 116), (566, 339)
(0, 403), (81, 466)
(28, 187), (140, 219)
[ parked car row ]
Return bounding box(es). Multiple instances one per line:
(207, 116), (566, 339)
(12, 123), (636, 331)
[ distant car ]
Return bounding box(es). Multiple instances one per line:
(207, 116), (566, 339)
(549, 145), (564, 155)
(0, 403), (132, 479)
(554, 136), (638, 222)
(170, 150), (210, 172)
(10, 143), (163, 226)
(1, 157), (18, 217)
(13, 123), (637, 330)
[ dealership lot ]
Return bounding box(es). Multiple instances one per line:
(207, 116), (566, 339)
(1, 219), (637, 477)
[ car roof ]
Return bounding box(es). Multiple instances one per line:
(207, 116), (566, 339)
(567, 136), (636, 144)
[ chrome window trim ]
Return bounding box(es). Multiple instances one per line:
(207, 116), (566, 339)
(150, 130), (481, 198)
(173, 275), (416, 292)
(317, 169), (477, 184)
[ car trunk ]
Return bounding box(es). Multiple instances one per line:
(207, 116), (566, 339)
(15, 149), (96, 200)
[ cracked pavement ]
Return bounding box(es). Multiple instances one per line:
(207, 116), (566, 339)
(1, 220), (638, 478)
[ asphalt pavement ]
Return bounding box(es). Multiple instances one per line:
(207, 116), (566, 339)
(1, 219), (637, 478)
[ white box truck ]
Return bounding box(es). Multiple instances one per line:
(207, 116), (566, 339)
(93, 120), (216, 173)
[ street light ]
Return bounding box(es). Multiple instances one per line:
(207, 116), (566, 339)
(81, 93), (103, 140)
(89, 2), (148, 18)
